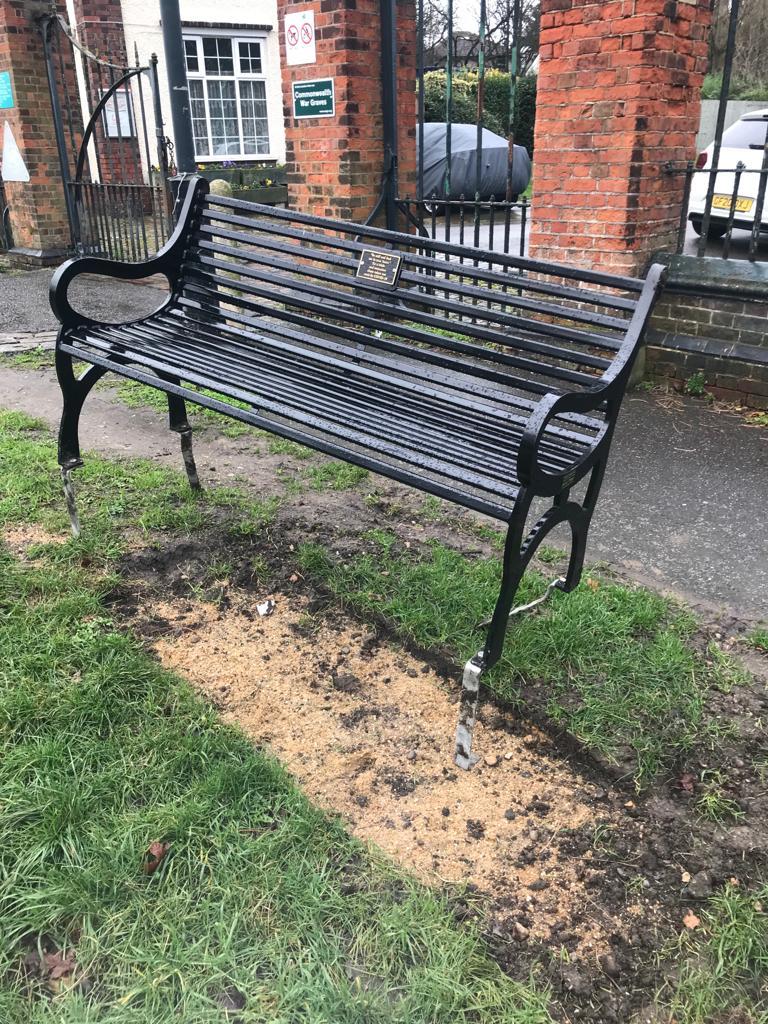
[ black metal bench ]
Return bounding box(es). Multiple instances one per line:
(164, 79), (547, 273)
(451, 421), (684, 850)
(51, 177), (666, 768)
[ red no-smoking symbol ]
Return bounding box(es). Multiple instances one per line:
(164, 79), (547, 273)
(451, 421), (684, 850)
(287, 24), (299, 46)
(300, 22), (313, 44)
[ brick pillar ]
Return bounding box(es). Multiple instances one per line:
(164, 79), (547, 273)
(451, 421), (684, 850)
(530, 0), (711, 275)
(277, 0), (416, 222)
(0, 2), (73, 264)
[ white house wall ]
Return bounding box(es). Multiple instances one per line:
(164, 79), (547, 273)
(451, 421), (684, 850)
(118, 0), (285, 180)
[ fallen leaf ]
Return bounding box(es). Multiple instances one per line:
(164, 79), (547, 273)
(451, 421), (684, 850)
(682, 910), (700, 930)
(42, 951), (77, 995)
(586, 578), (599, 590)
(142, 841), (171, 875)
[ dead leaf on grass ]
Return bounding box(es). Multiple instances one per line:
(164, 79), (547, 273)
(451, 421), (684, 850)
(142, 840), (171, 875)
(42, 951), (78, 995)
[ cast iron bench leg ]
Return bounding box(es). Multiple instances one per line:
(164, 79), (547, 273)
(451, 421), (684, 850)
(453, 484), (598, 770)
(55, 349), (107, 537)
(165, 388), (202, 491)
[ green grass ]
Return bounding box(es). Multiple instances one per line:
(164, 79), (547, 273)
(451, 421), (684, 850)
(0, 410), (553, 1024)
(0, 411), (280, 567)
(267, 435), (314, 460)
(747, 628), (768, 654)
(305, 461), (369, 492)
(297, 533), (736, 788)
(665, 880), (768, 1023)
(114, 380), (254, 439)
(4, 348), (55, 371)
(694, 769), (745, 825)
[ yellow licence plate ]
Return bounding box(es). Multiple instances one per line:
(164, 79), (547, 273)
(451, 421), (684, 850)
(712, 194), (754, 213)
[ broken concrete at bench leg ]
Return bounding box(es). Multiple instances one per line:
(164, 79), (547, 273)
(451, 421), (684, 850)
(178, 427), (202, 491)
(454, 652), (484, 770)
(61, 467), (80, 538)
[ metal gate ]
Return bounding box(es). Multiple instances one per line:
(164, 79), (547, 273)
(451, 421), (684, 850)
(665, 0), (768, 262)
(390, 0), (534, 258)
(41, 13), (173, 261)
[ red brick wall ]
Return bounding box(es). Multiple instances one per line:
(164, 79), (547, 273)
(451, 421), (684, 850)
(530, 0), (711, 275)
(0, 2), (73, 258)
(278, 0), (416, 221)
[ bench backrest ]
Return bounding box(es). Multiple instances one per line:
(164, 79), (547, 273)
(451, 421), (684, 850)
(176, 190), (659, 407)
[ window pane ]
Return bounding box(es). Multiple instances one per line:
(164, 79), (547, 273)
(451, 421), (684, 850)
(238, 41), (262, 74)
(207, 79), (241, 156)
(188, 79), (209, 156)
(203, 37), (234, 76)
(722, 117), (768, 149)
(183, 39), (199, 74)
(239, 80), (269, 155)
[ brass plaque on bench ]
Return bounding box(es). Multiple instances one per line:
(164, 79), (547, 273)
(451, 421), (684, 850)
(356, 248), (403, 289)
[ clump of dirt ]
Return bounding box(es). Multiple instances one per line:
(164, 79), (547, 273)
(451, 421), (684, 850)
(150, 593), (647, 961)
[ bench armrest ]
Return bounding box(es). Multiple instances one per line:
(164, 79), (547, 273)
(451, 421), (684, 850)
(517, 263), (666, 496)
(50, 176), (209, 330)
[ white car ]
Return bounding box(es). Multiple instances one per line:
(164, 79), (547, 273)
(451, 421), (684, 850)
(688, 109), (768, 239)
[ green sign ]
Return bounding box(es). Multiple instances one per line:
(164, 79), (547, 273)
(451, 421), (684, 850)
(292, 78), (334, 119)
(0, 72), (13, 110)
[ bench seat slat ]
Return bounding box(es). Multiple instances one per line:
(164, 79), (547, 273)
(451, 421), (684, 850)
(87, 319), (584, 481)
(179, 283), (558, 399)
(167, 301), (606, 439)
(151, 309), (593, 466)
(201, 205), (641, 314)
(194, 236), (621, 365)
(60, 337), (515, 520)
(63, 327), (535, 507)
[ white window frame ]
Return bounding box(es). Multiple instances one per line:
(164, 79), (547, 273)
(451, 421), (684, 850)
(183, 29), (273, 162)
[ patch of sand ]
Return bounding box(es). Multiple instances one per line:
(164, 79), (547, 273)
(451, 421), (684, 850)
(3, 524), (67, 556)
(150, 594), (629, 954)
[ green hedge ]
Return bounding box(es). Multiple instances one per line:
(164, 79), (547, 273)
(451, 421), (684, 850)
(422, 70), (537, 155)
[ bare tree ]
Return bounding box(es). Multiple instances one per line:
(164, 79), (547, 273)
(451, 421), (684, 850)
(423, 0), (540, 74)
(708, 0), (768, 87)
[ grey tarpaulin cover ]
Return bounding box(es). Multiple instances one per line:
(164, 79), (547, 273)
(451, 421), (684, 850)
(418, 123), (531, 200)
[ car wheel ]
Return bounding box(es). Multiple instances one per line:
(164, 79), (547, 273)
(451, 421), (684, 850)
(690, 217), (728, 240)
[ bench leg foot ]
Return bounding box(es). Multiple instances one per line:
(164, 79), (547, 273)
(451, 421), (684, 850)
(454, 652), (484, 770)
(179, 427), (202, 491)
(61, 467), (81, 538)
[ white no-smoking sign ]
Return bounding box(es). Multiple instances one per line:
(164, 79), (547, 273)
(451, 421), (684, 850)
(284, 9), (316, 66)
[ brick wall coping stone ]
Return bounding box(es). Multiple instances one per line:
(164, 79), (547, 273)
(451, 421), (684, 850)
(653, 252), (768, 301)
(645, 327), (768, 369)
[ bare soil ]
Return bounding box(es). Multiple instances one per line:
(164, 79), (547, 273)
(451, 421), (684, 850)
(106, 522), (768, 1024)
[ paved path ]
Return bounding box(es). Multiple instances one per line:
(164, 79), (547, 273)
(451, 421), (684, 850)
(0, 268), (167, 336)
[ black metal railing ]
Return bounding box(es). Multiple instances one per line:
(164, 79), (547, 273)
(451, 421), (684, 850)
(0, 180), (11, 252)
(396, 195), (529, 258)
(666, 162), (768, 262)
(42, 14), (172, 261)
